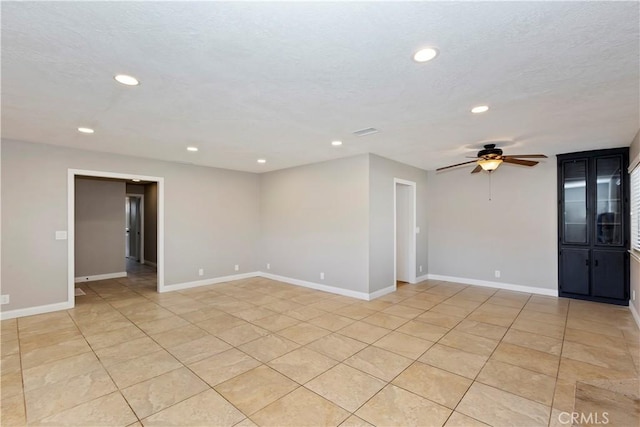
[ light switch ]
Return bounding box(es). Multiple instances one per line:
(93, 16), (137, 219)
(55, 231), (67, 240)
(415, 226), (420, 234)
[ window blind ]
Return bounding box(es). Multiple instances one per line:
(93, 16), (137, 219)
(632, 165), (640, 252)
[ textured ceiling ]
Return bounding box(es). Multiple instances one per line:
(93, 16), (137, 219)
(2, 2), (639, 172)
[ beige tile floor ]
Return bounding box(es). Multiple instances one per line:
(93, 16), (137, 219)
(1, 268), (638, 427)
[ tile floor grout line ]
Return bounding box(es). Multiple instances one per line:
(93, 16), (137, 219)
(547, 296), (572, 425)
(20, 328), (126, 422)
(301, 284), (522, 425)
(77, 271), (193, 422)
(91, 271), (268, 424)
(332, 282), (486, 425)
(7, 275), (637, 427)
(329, 285), (495, 425)
(445, 292), (537, 425)
(232, 283), (440, 424)
(14, 314), (29, 426)
(66, 302), (144, 425)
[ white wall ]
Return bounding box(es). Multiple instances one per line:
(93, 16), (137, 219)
(0, 138), (573, 317)
(260, 155), (370, 294)
(75, 177), (126, 277)
(369, 154), (428, 292)
(1, 139), (261, 311)
(428, 159), (558, 292)
(260, 153), (429, 296)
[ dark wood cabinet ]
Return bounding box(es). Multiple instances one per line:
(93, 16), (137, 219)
(557, 148), (630, 305)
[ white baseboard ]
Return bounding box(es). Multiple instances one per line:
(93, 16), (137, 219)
(1, 301), (74, 321)
(629, 302), (640, 330)
(161, 272), (261, 293)
(426, 274), (558, 297)
(163, 271), (392, 301)
(415, 274), (429, 283)
(74, 272), (127, 283)
(260, 272), (372, 300)
(144, 260), (157, 268)
(369, 285), (396, 300)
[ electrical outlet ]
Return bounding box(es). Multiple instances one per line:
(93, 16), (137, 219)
(0, 295), (9, 305)
(198, 268), (204, 277)
(234, 265), (239, 271)
(419, 265), (423, 273)
(266, 263), (270, 270)
(633, 290), (636, 301)
(494, 270), (501, 278)
(320, 272), (325, 280)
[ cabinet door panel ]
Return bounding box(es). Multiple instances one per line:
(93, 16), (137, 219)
(560, 248), (590, 295)
(594, 156), (623, 246)
(592, 250), (625, 300)
(561, 160), (588, 244)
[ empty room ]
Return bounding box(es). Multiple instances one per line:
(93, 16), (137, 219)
(1, 2), (639, 427)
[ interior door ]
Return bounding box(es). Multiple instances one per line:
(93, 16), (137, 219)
(126, 197), (141, 261)
(396, 184), (413, 283)
(125, 196), (131, 258)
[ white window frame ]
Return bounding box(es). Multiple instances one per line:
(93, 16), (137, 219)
(631, 163), (640, 255)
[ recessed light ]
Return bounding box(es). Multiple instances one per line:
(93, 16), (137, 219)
(132, 179), (141, 182)
(413, 47), (439, 63)
(77, 127), (94, 134)
(331, 140), (343, 146)
(186, 146), (199, 152)
(471, 105), (489, 114)
(114, 74), (139, 86)
(257, 159), (267, 164)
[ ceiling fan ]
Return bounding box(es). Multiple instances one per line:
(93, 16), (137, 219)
(436, 144), (548, 173)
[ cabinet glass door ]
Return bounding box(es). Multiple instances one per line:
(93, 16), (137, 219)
(563, 160), (588, 244)
(595, 156), (623, 246)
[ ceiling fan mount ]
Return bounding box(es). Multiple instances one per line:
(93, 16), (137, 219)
(437, 143), (547, 174)
(476, 144), (503, 159)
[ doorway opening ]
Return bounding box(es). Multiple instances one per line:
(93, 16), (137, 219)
(68, 169), (165, 307)
(394, 178), (417, 286)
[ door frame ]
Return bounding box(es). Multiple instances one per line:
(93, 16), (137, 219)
(68, 169), (165, 305)
(394, 178), (417, 285)
(125, 193), (145, 264)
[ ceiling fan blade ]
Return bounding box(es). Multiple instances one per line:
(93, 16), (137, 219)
(471, 164), (482, 174)
(436, 160), (478, 171)
(503, 154), (548, 159)
(503, 158), (538, 167)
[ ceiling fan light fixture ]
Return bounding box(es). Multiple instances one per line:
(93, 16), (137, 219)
(478, 158), (502, 171)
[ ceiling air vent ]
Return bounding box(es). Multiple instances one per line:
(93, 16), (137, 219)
(352, 128), (379, 137)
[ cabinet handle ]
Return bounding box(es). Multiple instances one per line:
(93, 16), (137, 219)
(585, 259), (590, 266)
(594, 259), (598, 267)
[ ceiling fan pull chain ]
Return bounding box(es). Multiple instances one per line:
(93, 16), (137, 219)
(488, 171), (492, 201)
